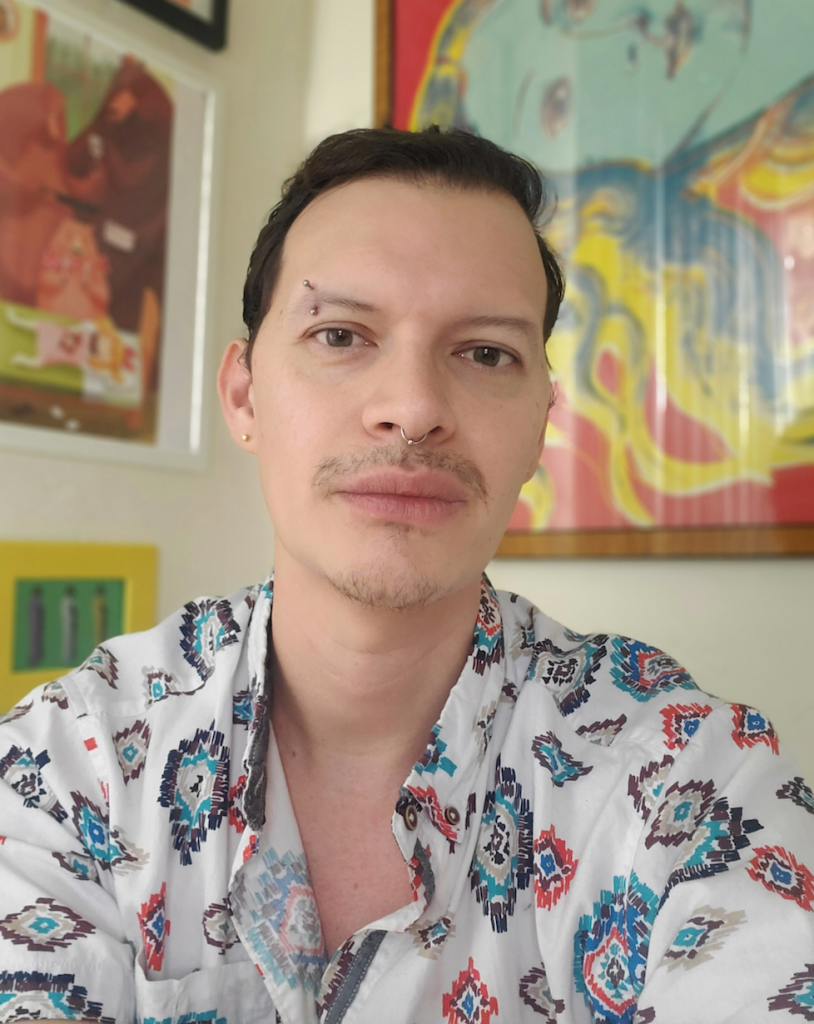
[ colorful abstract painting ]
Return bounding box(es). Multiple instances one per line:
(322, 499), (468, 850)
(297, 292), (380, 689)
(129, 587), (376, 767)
(0, 2), (178, 443)
(390, 0), (814, 538)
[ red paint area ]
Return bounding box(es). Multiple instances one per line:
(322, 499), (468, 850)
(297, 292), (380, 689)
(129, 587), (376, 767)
(392, 0), (456, 128)
(643, 371), (730, 464)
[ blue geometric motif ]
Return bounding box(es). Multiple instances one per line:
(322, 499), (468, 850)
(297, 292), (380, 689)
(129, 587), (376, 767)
(0, 971), (112, 1021)
(415, 724), (457, 778)
(0, 745), (67, 822)
(159, 722), (230, 866)
(179, 599), (240, 682)
(777, 777), (814, 816)
(237, 847), (326, 993)
(532, 732), (593, 787)
(609, 639), (696, 703)
(662, 797), (762, 905)
(470, 757), (533, 933)
(573, 873), (658, 1024)
(768, 962), (814, 1019)
(142, 1015), (227, 1024)
(471, 579), (504, 676)
(70, 792), (147, 873)
(523, 634), (609, 716)
(232, 689), (253, 728)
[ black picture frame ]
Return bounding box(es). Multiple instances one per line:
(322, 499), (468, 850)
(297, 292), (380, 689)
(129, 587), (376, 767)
(117, 0), (228, 51)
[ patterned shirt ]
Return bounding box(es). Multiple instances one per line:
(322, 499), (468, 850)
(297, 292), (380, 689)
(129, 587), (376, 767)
(1, 573), (813, 1024)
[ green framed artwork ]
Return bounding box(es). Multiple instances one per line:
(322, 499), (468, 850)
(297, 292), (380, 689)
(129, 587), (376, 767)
(0, 540), (156, 713)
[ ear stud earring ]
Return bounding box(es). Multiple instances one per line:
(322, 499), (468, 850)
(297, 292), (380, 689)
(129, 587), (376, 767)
(241, 434), (249, 441)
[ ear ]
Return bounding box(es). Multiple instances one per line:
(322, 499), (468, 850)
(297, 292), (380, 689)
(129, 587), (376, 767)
(217, 340), (255, 451)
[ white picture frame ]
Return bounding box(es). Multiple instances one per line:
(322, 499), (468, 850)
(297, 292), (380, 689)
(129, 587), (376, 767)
(0, 0), (221, 470)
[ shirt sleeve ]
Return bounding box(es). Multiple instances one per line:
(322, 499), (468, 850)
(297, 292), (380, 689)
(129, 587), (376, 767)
(634, 701), (814, 1022)
(0, 681), (136, 1023)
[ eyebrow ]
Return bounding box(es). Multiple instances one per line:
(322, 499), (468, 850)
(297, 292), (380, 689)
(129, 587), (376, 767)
(292, 293), (541, 343)
(450, 314), (541, 345)
(292, 291), (382, 315)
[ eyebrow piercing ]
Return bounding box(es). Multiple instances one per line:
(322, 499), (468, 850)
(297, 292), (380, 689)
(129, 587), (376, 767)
(310, 306), (318, 315)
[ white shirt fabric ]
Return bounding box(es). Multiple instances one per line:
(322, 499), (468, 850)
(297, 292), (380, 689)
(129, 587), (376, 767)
(1, 572), (812, 1024)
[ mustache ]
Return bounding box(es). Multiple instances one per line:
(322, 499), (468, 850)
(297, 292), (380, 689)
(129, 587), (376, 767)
(313, 445), (489, 503)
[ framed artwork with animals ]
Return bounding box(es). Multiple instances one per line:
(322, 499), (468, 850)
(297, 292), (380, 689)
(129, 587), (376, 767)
(378, 0), (814, 557)
(0, 0), (218, 469)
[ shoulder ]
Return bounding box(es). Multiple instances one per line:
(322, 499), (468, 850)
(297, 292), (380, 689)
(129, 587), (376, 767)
(53, 581), (264, 719)
(496, 587), (724, 754)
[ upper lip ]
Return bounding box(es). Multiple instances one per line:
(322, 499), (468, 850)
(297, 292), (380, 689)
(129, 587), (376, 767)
(335, 470), (469, 502)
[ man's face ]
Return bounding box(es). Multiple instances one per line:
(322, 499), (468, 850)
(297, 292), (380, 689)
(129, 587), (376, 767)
(239, 178), (550, 609)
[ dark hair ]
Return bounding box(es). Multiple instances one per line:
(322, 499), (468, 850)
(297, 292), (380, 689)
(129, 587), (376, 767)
(242, 126), (565, 368)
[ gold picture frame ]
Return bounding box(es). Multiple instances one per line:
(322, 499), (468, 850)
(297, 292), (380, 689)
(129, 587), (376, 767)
(0, 540), (156, 713)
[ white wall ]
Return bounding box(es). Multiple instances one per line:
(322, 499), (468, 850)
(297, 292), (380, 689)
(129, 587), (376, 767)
(3, 0), (812, 781)
(2, 0), (312, 613)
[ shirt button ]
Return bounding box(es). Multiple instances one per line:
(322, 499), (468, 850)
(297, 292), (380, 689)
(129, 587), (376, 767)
(444, 806), (460, 826)
(402, 804), (419, 831)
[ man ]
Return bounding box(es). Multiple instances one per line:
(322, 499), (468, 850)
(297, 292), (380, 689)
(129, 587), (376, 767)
(1, 128), (812, 1024)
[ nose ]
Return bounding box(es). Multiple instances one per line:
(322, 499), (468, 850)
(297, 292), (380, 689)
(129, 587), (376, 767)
(361, 337), (455, 447)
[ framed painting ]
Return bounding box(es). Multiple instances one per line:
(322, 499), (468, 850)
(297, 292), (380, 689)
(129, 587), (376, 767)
(378, 0), (814, 557)
(0, 0), (219, 470)
(116, 0), (228, 52)
(0, 540), (157, 714)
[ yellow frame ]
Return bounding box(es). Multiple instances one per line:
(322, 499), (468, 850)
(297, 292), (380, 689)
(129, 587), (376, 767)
(0, 541), (156, 713)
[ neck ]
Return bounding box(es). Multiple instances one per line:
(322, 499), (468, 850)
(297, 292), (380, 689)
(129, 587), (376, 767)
(268, 546), (482, 775)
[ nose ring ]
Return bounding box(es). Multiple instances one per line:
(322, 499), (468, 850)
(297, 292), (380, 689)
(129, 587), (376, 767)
(400, 426), (428, 446)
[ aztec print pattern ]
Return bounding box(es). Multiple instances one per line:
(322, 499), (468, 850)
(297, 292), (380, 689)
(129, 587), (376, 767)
(442, 958), (498, 1024)
(663, 905), (746, 971)
(573, 874), (659, 1024)
(0, 745), (67, 822)
(0, 573), (811, 1024)
(768, 963), (814, 1019)
(138, 884), (169, 972)
(158, 722), (230, 866)
(470, 757), (533, 932)
(0, 971), (114, 1021)
(0, 899), (94, 953)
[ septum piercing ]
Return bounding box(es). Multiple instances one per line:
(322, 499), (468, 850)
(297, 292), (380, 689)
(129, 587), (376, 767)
(400, 426), (428, 445)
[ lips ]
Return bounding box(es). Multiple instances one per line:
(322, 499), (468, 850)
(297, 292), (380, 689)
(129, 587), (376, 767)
(334, 470), (469, 525)
(335, 470), (469, 503)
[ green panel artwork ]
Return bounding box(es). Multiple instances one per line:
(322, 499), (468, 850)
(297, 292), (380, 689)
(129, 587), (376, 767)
(13, 577), (124, 672)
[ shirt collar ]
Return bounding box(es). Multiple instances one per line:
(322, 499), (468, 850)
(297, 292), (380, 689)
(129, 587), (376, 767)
(240, 570), (507, 845)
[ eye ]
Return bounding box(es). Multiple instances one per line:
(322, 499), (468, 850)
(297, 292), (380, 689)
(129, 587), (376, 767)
(461, 345), (516, 368)
(314, 327), (357, 348)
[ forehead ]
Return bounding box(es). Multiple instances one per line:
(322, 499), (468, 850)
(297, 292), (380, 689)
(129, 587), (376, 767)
(277, 177), (547, 315)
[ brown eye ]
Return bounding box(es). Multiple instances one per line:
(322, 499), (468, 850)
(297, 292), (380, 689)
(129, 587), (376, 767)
(325, 328), (354, 347)
(472, 346), (502, 367)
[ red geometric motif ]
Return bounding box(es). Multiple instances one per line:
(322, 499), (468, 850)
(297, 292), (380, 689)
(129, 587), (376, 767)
(409, 843), (432, 904)
(731, 704), (780, 754)
(747, 845), (814, 911)
(406, 784), (459, 848)
(534, 826), (578, 910)
(242, 833), (258, 863)
(443, 958), (499, 1024)
(583, 923), (634, 1017)
(660, 703), (713, 750)
(229, 775), (247, 833)
(138, 882), (170, 972)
